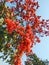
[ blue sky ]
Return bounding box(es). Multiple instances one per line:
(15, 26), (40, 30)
(0, 0), (49, 65)
(33, 0), (49, 61)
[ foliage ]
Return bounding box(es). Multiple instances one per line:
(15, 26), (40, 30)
(25, 53), (45, 65)
(0, 0), (49, 65)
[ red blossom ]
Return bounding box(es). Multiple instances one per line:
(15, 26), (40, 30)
(5, 19), (17, 33)
(4, 0), (49, 65)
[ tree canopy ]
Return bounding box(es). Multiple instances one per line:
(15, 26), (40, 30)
(0, 0), (49, 65)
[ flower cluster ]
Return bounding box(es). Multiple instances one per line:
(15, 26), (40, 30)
(3, 0), (49, 65)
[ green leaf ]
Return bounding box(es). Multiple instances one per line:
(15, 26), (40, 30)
(0, 18), (4, 25)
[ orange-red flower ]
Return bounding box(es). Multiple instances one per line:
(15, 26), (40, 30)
(6, 0), (14, 2)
